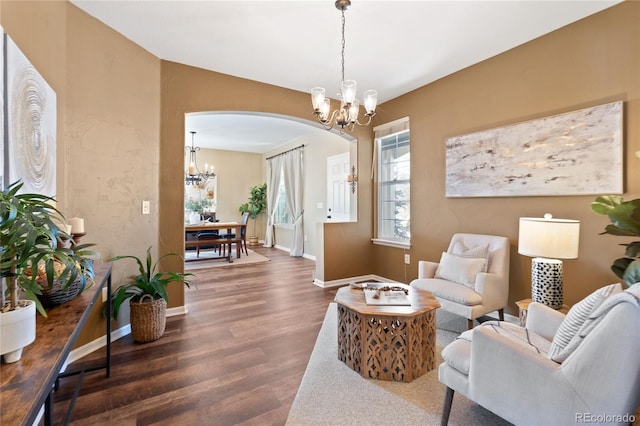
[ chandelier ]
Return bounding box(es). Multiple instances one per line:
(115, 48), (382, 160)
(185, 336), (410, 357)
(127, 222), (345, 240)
(185, 131), (215, 186)
(311, 0), (377, 132)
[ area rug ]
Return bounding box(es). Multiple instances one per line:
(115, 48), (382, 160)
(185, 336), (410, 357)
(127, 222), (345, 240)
(286, 303), (511, 426)
(184, 249), (270, 270)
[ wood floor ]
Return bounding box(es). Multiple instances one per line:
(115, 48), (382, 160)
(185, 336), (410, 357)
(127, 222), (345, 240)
(52, 247), (338, 425)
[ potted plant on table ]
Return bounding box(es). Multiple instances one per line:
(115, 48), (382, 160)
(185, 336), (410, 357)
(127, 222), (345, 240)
(591, 195), (640, 286)
(108, 247), (194, 343)
(238, 183), (267, 245)
(1, 180), (96, 363)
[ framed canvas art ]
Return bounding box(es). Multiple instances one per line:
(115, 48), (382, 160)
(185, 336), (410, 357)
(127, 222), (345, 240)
(6, 34), (56, 196)
(445, 101), (623, 197)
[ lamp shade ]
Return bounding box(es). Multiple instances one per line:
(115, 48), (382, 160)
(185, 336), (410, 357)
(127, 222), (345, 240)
(518, 215), (580, 259)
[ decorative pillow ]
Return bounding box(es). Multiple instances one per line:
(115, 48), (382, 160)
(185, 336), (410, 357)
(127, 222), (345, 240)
(547, 283), (622, 363)
(435, 252), (486, 289)
(452, 241), (490, 272)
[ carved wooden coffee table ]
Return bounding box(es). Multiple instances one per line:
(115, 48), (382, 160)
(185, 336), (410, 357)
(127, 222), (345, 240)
(334, 283), (440, 383)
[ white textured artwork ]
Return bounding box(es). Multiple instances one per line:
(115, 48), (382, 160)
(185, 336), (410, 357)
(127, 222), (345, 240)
(445, 101), (623, 197)
(7, 35), (56, 196)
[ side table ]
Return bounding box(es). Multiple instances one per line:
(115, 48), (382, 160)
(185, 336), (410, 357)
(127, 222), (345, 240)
(516, 298), (569, 327)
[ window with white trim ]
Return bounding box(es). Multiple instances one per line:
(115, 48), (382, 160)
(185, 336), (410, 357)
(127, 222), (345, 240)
(376, 129), (410, 244)
(274, 169), (292, 225)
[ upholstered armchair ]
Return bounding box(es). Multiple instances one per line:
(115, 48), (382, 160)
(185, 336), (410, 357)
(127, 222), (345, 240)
(439, 283), (640, 425)
(410, 233), (510, 329)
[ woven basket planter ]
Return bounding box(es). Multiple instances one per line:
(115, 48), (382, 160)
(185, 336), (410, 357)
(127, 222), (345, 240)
(37, 279), (85, 307)
(129, 294), (166, 343)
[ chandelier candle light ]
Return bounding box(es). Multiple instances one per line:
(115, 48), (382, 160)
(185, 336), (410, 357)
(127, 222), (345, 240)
(518, 214), (580, 309)
(185, 131), (216, 186)
(311, 0), (377, 131)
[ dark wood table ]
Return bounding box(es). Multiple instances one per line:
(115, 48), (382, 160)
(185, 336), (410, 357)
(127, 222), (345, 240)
(0, 263), (112, 426)
(185, 221), (242, 262)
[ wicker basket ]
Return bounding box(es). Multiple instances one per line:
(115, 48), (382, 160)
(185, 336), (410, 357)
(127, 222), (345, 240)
(129, 294), (167, 343)
(37, 279), (85, 307)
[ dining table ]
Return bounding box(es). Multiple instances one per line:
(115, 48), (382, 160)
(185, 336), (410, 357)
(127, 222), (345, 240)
(184, 221), (241, 262)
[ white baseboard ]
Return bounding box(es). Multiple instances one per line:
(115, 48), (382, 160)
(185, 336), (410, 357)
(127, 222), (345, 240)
(272, 244), (316, 261)
(313, 274), (403, 288)
(65, 324), (131, 368)
(64, 306), (188, 369)
(167, 305), (188, 317)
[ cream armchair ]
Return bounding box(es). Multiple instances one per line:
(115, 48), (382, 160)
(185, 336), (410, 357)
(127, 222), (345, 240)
(439, 288), (640, 425)
(410, 233), (510, 329)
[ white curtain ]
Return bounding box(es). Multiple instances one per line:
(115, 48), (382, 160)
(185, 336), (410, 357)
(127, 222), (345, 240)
(283, 148), (304, 257)
(263, 156), (283, 247)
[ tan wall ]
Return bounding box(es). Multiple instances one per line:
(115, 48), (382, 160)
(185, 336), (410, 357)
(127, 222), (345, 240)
(190, 148), (265, 226)
(373, 2), (640, 312)
(2, 1), (161, 344)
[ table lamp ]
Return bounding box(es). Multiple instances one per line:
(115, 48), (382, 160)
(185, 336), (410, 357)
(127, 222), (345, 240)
(518, 214), (580, 309)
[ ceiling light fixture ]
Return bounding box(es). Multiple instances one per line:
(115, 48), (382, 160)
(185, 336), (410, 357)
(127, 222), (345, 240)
(311, 0), (377, 132)
(185, 131), (215, 186)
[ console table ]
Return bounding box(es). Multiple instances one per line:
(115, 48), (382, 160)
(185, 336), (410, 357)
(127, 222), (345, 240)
(0, 263), (112, 426)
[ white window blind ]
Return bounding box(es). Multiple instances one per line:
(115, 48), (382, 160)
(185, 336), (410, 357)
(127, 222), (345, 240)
(373, 118), (410, 246)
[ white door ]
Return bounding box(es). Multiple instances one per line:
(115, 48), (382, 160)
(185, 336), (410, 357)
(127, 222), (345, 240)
(326, 152), (350, 222)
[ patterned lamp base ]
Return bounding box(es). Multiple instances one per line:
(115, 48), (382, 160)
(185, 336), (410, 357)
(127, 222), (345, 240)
(531, 258), (563, 309)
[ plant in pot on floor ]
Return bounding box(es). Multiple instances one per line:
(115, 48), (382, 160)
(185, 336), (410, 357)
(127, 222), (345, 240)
(238, 183), (267, 246)
(1, 180), (96, 363)
(108, 247), (194, 343)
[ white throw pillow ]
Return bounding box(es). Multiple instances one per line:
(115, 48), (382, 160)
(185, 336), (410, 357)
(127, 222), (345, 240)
(435, 252), (486, 289)
(547, 283), (622, 363)
(452, 241), (490, 272)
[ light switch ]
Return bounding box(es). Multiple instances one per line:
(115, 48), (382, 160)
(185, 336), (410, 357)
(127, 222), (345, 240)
(142, 200), (150, 215)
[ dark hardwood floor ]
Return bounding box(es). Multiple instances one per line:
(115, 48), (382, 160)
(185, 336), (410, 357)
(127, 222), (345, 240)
(52, 247), (337, 425)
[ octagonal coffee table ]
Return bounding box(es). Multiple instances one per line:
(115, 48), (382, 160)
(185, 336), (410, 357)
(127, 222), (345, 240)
(334, 283), (440, 383)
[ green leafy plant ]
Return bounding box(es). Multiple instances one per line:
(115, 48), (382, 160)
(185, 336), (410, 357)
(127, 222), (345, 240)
(1, 180), (96, 316)
(238, 183), (267, 237)
(591, 195), (640, 286)
(108, 247), (194, 318)
(184, 198), (210, 213)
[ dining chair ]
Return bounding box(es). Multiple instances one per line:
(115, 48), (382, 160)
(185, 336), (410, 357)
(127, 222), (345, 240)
(237, 213), (249, 256)
(196, 229), (222, 257)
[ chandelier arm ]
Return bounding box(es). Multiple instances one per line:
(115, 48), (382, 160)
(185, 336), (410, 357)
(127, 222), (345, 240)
(354, 115), (373, 127)
(316, 109), (339, 131)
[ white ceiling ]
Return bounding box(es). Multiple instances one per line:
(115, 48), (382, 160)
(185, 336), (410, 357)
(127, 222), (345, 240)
(71, 0), (621, 152)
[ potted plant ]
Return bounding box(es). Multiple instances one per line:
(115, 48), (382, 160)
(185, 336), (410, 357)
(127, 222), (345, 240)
(108, 247), (194, 343)
(591, 195), (640, 286)
(1, 180), (95, 362)
(238, 183), (267, 245)
(185, 198), (211, 224)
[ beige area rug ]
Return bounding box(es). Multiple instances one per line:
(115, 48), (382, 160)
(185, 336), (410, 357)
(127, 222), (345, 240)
(184, 249), (270, 270)
(286, 303), (512, 426)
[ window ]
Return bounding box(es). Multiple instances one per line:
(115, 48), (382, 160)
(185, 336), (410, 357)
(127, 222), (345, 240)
(376, 129), (410, 245)
(274, 169), (292, 225)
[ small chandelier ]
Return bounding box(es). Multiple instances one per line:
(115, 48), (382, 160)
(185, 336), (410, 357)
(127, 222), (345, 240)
(311, 0), (377, 132)
(185, 131), (215, 186)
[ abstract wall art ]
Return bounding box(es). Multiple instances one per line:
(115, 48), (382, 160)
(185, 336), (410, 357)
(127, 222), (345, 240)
(6, 34), (57, 196)
(445, 101), (623, 197)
